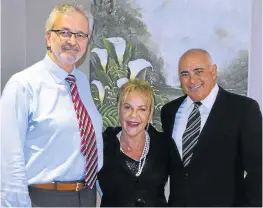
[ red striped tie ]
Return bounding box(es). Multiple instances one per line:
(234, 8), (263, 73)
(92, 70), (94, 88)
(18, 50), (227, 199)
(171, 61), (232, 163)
(66, 74), (98, 189)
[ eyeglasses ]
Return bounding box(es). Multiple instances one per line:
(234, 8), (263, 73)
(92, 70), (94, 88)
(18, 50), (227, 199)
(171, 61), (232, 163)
(50, 29), (90, 40)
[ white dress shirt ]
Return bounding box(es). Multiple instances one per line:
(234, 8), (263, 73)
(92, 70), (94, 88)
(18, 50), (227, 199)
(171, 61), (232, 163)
(0, 54), (103, 207)
(172, 84), (219, 158)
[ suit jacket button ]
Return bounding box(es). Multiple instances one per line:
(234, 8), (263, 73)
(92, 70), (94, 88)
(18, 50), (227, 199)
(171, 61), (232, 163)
(135, 198), (145, 206)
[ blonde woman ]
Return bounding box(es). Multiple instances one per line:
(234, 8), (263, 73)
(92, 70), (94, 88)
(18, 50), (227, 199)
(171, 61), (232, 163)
(98, 79), (180, 206)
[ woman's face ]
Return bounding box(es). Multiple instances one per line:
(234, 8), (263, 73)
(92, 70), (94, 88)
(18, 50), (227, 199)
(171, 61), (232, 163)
(120, 91), (151, 138)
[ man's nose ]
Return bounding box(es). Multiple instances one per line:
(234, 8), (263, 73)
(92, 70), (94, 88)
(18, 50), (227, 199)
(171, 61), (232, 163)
(68, 34), (77, 44)
(189, 74), (198, 83)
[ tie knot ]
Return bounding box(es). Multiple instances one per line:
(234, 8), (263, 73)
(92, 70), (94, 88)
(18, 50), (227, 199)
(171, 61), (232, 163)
(66, 74), (76, 84)
(194, 102), (202, 107)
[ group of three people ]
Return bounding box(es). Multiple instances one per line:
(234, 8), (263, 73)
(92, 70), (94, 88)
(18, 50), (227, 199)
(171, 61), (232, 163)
(1, 2), (262, 207)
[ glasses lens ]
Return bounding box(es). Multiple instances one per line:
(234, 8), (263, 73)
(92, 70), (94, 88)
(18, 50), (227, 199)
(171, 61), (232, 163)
(75, 33), (86, 39)
(53, 30), (88, 40)
(58, 30), (72, 38)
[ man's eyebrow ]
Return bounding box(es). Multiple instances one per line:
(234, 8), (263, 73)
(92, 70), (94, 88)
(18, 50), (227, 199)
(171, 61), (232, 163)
(58, 27), (87, 34)
(58, 27), (70, 30)
(193, 68), (204, 71)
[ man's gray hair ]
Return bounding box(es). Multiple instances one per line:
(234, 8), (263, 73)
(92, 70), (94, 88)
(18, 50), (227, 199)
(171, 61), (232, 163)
(45, 3), (94, 37)
(179, 48), (213, 64)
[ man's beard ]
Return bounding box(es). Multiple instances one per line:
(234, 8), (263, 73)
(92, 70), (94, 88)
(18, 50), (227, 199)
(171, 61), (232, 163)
(58, 43), (81, 64)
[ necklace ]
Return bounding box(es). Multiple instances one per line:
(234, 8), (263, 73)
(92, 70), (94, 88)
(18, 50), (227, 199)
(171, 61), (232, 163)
(117, 131), (150, 177)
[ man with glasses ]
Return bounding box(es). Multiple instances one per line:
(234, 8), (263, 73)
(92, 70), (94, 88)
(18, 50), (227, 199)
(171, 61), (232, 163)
(1, 3), (103, 207)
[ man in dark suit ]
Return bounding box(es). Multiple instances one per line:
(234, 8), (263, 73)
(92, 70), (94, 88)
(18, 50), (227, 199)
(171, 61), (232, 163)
(161, 48), (262, 207)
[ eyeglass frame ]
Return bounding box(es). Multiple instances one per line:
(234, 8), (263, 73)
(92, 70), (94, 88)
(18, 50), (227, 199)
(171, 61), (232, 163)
(50, 29), (91, 41)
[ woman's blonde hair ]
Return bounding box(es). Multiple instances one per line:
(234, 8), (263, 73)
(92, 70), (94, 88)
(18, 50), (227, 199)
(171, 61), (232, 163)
(117, 79), (154, 123)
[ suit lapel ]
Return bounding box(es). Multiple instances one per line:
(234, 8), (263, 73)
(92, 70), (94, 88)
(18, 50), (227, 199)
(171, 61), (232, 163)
(187, 87), (228, 167)
(167, 96), (187, 137)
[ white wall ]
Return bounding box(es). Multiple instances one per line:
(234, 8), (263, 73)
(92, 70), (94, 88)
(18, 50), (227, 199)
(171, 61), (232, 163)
(248, 0), (262, 110)
(0, 0), (2, 92)
(1, 0), (26, 92)
(1, 0), (91, 92)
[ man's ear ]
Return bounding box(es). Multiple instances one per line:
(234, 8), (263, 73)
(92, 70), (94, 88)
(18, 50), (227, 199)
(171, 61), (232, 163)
(212, 64), (217, 77)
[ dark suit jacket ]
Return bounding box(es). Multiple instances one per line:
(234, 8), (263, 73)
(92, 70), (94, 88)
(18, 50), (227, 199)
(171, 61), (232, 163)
(161, 87), (262, 207)
(98, 125), (180, 207)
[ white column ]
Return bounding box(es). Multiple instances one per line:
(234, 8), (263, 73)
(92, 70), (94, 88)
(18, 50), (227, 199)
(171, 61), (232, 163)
(0, 0), (2, 92)
(248, 0), (262, 110)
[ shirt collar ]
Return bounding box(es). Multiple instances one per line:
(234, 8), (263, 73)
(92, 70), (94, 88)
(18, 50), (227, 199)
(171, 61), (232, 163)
(185, 84), (219, 110)
(43, 54), (77, 84)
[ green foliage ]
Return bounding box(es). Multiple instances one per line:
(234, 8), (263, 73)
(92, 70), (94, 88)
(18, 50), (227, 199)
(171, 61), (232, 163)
(91, 37), (169, 131)
(107, 58), (128, 80)
(90, 0), (167, 84)
(103, 39), (118, 64)
(123, 41), (133, 66)
(91, 84), (101, 108)
(90, 0), (171, 131)
(100, 104), (119, 131)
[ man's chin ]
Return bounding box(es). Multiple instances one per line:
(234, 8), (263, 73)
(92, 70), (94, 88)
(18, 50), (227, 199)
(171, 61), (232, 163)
(61, 55), (80, 65)
(188, 93), (202, 102)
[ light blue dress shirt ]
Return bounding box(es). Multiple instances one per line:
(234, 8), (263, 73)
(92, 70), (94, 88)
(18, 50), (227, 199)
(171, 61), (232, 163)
(0, 54), (103, 207)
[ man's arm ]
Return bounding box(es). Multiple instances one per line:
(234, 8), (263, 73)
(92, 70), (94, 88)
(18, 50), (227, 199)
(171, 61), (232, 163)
(168, 136), (185, 206)
(1, 81), (32, 207)
(160, 104), (168, 133)
(240, 99), (262, 206)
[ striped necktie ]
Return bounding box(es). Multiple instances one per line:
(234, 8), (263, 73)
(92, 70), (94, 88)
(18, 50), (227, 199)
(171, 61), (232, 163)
(182, 102), (202, 167)
(66, 74), (98, 189)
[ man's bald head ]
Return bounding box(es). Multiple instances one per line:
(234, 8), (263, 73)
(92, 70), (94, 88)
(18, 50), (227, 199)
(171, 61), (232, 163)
(178, 48), (217, 102)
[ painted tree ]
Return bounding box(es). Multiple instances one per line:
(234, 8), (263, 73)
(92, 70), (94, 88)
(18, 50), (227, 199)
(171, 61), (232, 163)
(218, 50), (248, 96)
(89, 0), (170, 131)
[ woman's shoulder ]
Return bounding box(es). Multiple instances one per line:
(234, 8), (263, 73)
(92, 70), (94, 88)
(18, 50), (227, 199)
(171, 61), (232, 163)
(103, 126), (121, 140)
(147, 124), (172, 145)
(102, 126), (122, 152)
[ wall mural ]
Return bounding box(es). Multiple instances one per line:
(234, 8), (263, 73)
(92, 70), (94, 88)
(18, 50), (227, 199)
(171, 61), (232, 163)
(89, 0), (250, 131)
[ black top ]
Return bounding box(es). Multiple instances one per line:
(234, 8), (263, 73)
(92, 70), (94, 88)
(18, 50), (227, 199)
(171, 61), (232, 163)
(98, 125), (178, 207)
(120, 151), (144, 176)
